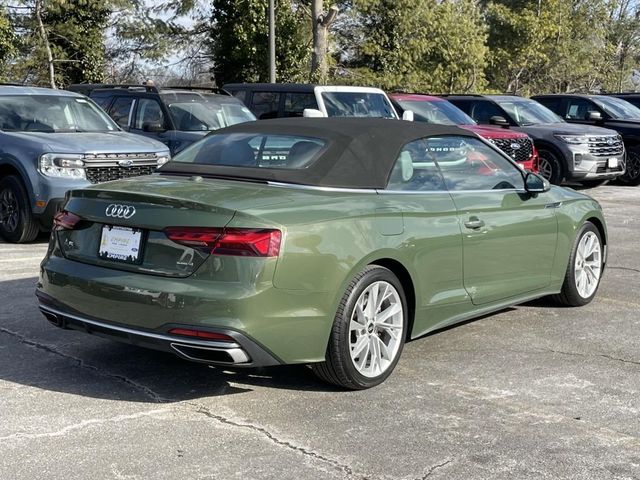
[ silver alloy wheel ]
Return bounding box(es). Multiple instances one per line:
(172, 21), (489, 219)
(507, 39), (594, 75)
(538, 156), (553, 181)
(574, 231), (602, 298)
(349, 280), (404, 378)
(0, 187), (19, 233)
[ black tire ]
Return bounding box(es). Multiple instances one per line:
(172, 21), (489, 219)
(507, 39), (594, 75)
(538, 149), (564, 185)
(0, 175), (39, 243)
(312, 265), (408, 390)
(552, 222), (603, 307)
(619, 147), (640, 186)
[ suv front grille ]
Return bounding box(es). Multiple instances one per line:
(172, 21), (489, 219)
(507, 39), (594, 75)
(83, 152), (159, 184)
(490, 137), (534, 163)
(588, 136), (623, 157)
(85, 165), (157, 184)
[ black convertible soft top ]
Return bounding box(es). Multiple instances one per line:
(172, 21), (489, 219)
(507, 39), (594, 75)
(159, 117), (479, 189)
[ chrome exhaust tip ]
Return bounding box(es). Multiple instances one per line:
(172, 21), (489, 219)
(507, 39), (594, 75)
(170, 343), (250, 364)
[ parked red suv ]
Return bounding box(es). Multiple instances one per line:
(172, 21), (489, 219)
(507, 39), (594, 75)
(390, 94), (539, 172)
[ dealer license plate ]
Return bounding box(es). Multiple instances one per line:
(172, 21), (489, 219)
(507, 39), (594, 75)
(99, 225), (143, 264)
(608, 158), (619, 168)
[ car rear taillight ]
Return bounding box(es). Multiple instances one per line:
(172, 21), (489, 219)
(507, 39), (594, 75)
(53, 210), (81, 230)
(168, 328), (235, 342)
(164, 227), (281, 257)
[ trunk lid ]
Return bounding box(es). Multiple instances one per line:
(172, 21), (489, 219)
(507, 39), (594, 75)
(57, 174), (290, 277)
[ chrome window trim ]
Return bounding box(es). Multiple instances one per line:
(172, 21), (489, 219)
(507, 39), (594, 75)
(379, 188), (527, 195)
(267, 181), (378, 194)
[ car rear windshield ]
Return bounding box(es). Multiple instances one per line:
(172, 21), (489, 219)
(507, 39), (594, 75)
(161, 93), (256, 131)
(593, 96), (640, 120)
(0, 95), (118, 132)
(321, 92), (397, 119)
(167, 133), (327, 169)
(396, 99), (475, 125)
(495, 99), (563, 125)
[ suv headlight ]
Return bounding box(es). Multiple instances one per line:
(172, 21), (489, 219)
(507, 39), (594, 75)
(554, 135), (590, 145)
(156, 152), (171, 166)
(38, 153), (86, 179)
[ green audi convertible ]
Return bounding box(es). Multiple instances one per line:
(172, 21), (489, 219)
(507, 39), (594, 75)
(37, 118), (606, 389)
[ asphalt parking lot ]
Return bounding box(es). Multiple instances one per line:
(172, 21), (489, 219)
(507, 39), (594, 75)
(1, 184), (639, 480)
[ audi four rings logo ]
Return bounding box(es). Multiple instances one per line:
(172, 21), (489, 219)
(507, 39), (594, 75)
(105, 204), (136, 219)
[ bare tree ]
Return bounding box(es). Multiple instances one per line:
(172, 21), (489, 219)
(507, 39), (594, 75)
(310, 1), (338, 83)
(34, 0), (55, 88)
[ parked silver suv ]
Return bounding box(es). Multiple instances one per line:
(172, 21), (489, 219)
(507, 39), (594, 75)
(0, 86), (170, 243)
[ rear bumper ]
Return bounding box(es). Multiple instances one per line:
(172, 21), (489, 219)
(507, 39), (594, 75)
(37, 296), (282, 367)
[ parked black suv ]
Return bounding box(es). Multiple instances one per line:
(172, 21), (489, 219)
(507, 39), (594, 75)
(68, 84), (256, 155)
(443, 94), (625, 185)
(533, 93), (640, 185)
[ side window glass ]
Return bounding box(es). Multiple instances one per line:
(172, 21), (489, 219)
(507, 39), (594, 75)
(251, 92), (280, 119)
(470, 101), (504, 124)
(231, 90), (246, 104)
(537, 97), (561, 114)
(92, 96), (112, 111)
(134, 98), (165, 130)
(432, 136), (525, 191)
(107, 97), (135, 128)
(387, 138), (447, 191)
(284, 93), (317, 117)
(566, 99), (599, 120)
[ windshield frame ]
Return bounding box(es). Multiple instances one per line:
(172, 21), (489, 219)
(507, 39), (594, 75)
(494, 98), (564, 126)
(395, 99), (476, 125)
(593, 96), (640, 120)
(320, 91), (397, 119)
(0, 94), (120, 133)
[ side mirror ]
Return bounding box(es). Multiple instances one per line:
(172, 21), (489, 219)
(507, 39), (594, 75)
(587, 111), (602, 121)
(524, 172), (550, 193)
(143, 122), (166, 133)
(489, 115), (510, 127)
(402, 110), (414, 122)
(303, 108), (326, 118)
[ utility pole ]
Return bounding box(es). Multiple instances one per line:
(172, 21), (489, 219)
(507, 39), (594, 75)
(268, 0), (276, 83)
(310, 1), (338, 83)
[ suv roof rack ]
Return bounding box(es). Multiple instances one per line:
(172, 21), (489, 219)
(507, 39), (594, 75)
(68, 83), (159, 94)
(161, 85), (230, 96)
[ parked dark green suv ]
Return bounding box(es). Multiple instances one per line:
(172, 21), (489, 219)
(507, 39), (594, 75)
(68, 84), (256, 156)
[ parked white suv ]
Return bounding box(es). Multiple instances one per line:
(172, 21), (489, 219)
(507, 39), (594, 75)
(223, 83), (411, 120)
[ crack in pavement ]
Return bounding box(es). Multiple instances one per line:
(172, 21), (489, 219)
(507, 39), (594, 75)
(608, 266), (640, 274)
(0, 408), (171, 442)
(0, 327), (168, 403)
(540, 347), (640, 367)
(414, 459), (452, 480)
(190, 403), (370, 480)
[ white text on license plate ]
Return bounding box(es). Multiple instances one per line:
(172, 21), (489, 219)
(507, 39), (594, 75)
(99, 225), (142, 263)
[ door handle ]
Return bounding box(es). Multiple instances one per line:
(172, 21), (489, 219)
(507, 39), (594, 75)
(464, 217), (485, 229)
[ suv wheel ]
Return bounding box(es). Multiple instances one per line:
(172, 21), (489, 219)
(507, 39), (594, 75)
(0, 176), (39, 243)
(538, 150), (564, 185)
(619, 147), (640, 186)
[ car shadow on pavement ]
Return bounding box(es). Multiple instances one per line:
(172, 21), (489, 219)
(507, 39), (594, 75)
(0, 276), (342, 404)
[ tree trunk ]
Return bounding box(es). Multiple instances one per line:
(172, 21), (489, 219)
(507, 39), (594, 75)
(310, 2), (337, 83)
(34, 0), (56, 89)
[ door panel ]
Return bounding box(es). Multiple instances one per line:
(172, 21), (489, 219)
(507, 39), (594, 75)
(450, 191), (557, 304)
(427, 135), (558, 305)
